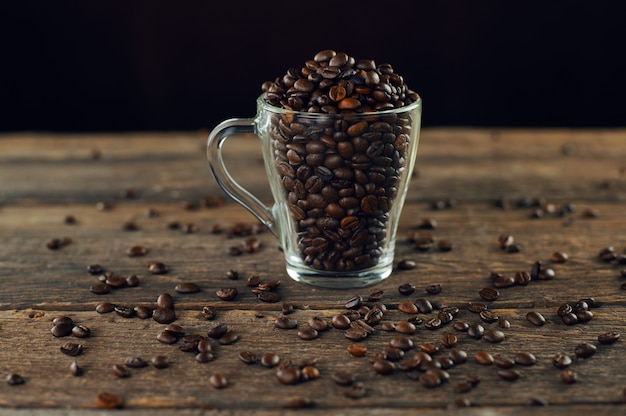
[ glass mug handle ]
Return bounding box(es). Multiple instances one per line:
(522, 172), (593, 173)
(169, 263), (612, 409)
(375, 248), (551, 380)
(207, 118), (279, 238)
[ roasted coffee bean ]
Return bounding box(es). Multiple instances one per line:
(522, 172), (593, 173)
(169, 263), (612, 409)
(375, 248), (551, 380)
(425, 284), (442, 295)
(112, 364), (130, 378)
(148, 262), (168, 275)
(156, 331), (178, 344)
(70, 360), (82, 376)
(301, 365), (320, 381)
(453, 321), (469, 332)
(332, 371), (355, 386)
(87, 264), (104, 275)
(345, 326), (368, 342)
(398, 301), (418, 314)
(6, 373), (25, 386)
(424, 317), (443, 330)
(175, 282), (200, 294)
(260, 352), (281, 368)
(499, 319), (511, 329)
(195, 351), (215, 363)
(561, 370), (577, 384)
(395, 321), (416, 335)
(345, 295), (363, 309)
(396, 259), (416, 270)
(498, 369), (521, 382)
(449, 349), (468, 365)
(95, 302), (115, 314)
(347, 343), (367, 357)
(454, 381), (473, 394)
(307, 316), (328, 332)
(216, 287), (238, 301)
(276, 367), (301, 385)
(493, 355), (515, 369)
(125, 357), (148, 368)
(598, 331), (620, 344)
(479, 287), (499, 301)
(467, 323), (484, 339)
(415, 298), (433, 314)
(574, 342), (597, 358)
(493, 274), (516, 288)
(557, 303), (573, 316)
(552, 352), (572, 368)
(275, 316), (298, 330)
(126, 245), (148, 257)
(372, 359), (395, 375)
(156, 293), (174, 309)
(51, 323), (73, 338)
(479, 310), (499, 323)
(474, 351), (494, 365)
(389, 336), (414, 351)
(207, 323), (228, 339)
(209, 373), (228, 389)
(576, 309), (594, 323)
(561, 312), (578, 326)
(134, 305), (152, 319)
(71, 325), (91, 338)
(466, 302), (486, 313)
(152, 307), (176, 324)
(331, 314), (352, 330)
(297, 327), (319, 341)
(257, 291), (280, 303)
(151, 355), (169, 369)
(419, 342), (440, 355)
(484, 329), (505, 343)
(551, 251), (569, 263)
(96, 391), (123, 409)
(526, 311), (546, 326)
(398, 283), (416, 295)
(114, 305), (135, 318)
(60, 342), (83, 356)
(515, 352), (537, 366)
(238, 351), (257, 365)
(514, 271), (531, 286)
(90, 282), (111, 295)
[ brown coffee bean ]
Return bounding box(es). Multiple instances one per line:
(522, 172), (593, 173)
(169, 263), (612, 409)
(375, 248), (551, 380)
(398, 301), (418, 314)
(598, 331), (620, 344)
(297, 327), (318, 341)
(276, 367), (301, 385)
(498, 369), (521, 382)
(148, 262), (168, 274)
(560, 370), (577, 384)
(474, 351), (494, 365)
(151, 355), (169, 369)
(552, 352), (572, 368)
(275, 316), (298, 330)
(209, 373), (228, 389)
(96, 391), (124, 409)
(493, 355), (515, 369)
(526, 311), (546, 326)
(347, 343), (367, 357)
(112, 364), (130, 378)
(515, 352), (537, 366)
(175, 282), (200, 294)
(156, 293), (174, 309)
(484, 329), (505, 343)
(574, 342), (597, 358)
(478, 287), (499, 301)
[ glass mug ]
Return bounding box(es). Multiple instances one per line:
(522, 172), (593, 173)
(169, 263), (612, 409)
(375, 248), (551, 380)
(208, 95), (422, 288)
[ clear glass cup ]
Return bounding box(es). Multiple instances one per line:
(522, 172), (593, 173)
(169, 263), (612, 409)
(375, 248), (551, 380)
(208, 95), (422, 288)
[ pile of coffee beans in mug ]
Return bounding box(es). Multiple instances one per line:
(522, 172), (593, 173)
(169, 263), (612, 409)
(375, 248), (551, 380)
(261, 50), (420, 272)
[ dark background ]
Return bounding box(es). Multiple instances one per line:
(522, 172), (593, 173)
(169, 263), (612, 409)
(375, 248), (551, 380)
(2, 0), (625, 132)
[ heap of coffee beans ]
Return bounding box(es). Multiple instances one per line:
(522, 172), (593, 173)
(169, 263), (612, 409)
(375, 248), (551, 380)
(261, 50), (420, 272)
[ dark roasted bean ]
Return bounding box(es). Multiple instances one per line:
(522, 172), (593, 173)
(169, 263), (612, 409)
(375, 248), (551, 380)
(526, 311), (546, 326)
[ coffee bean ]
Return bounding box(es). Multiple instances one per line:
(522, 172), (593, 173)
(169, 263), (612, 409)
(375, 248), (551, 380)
(425, 284), (442, 295)
(551, 251), (569, 263)
(125, 274), (140, 287)
(454, 381), (473, 393)
(415, 298), (433, 314)
(156, 293), (174, 309)
(217, 331), (238, 345)
(112, 364), (130, 378)
(151, 355), (169, 369)
(216, 287), (238, 301)
(207, 323), (228, 339)
(134, 305), (153, 319)
(552, 352), (572, 368)
(331, 314), (352, 330)
(126, 245), (148, 257)
(598, 331), (620, 344)
(372, 359), (395, 375)
(395, 321), (416, 335)
(70, 360), (82, 376)
(449, 349), (468, 365)
(494, 355), (515, 369)
(484, 329), (505, 343)
(515, 352), (537, 366)
(493, 274), (516, 288)
(466, 302), (486, 313)
(561, 312), (578, 326)
(51, 323), (73, 338)
(175, 282), (200, 294)
(276, 367), (301, 385)
(199, 306), (216, 321)
(96, 391), (124, 409)
(238, 351), (257, 365)
(347, 343), (367, 357)
(87, 264), (104, 275)
(514, 271), (532, 286)
(474, 351), (494, 365)
(574, 342), (597, 358)
(467, 323), (484, 340)
(156, 331), (178, 345)
(257, 291), (280, 303)
(453, 321), (469, 332)
(90, 282), (111, 295)
(114, 305), (135, 318)
(152, 307), (176, 324)
(498, 369), (521, 382)
(389, 336), (414, 351)
(125, 357), (148, 368)
(6, 373), (25, 386)
(479, 310), (499, 323)
(526, 311), (546, 326)
(479, 287), (499, 301)
(398, 283), (416, 295)
(71, 325), (91, 338)
(561, 370), (577, 384)
(396, 260), (416, 270)
(148, 262), (168, 274)
(209, 373), (228, 389)
(275, 316), (298, 330)
(398, 301), (418, 314)
(60, 342), (83, 356)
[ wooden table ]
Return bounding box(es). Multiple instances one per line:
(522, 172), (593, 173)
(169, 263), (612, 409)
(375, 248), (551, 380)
(1, 129), (625, 415)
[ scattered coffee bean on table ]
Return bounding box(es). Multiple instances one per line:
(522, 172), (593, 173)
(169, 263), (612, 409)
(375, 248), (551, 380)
(515, 352), (537, 366)
(574, 342), (597, 358)
(209, 373), (228, 389)
(526, 311), (547, 326)
(96, 391), (124, 409)
(6, 373), (25, 386)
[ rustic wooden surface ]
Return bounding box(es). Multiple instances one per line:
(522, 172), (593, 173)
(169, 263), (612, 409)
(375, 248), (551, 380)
(0, 128), (625, 415)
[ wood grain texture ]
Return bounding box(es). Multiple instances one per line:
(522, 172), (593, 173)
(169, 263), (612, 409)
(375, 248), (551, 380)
(0, 129), (625, 414)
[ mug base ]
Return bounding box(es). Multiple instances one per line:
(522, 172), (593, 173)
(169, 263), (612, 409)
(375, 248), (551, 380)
(285, 260), (392, 289)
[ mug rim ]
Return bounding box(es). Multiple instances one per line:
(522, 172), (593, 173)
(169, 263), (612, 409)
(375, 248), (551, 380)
(256, 94), (421, 116)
